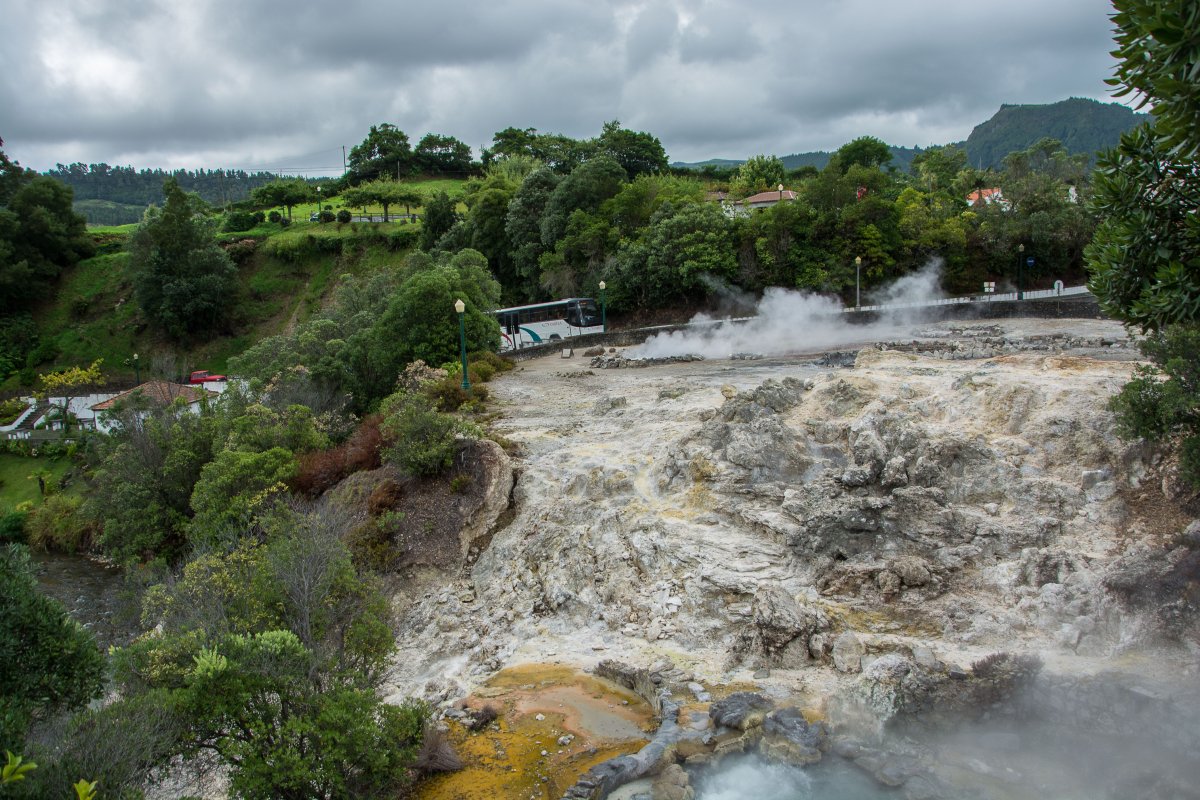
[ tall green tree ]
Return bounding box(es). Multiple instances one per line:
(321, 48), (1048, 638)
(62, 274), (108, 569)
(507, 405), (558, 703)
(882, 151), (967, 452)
(372, 249), (501, 374)
(420, 191), (458, 250)
(614, 201), (736, 307)
(595, 120), (669, 178)
(347, 123), (414, 184)
(130, 179), (237, 338)
(505, 167), (561, 301)
(486, 127), (591, 172)
(1086, 0), (1200, 488)
(250, 179), (311, 220)
(342, 179), (422, 223)
(731, 155), (786, 197)
(1, 544), (104, 751)
(539, 156), (626, 250)
(833, 136), (893, 172)
(910, 145), (968, 193)
(1107, 0), (1200, 161)
(0, 166), (93, 313)
(1087, 0), (1199, 330)
(414, 133), (473, 175)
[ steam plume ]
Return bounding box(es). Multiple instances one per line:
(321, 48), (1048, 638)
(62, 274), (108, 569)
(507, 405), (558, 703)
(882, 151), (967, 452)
(630, 259), (947, 359)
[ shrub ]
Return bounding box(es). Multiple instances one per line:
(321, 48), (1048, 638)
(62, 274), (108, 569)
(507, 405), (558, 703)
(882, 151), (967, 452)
(465, 703), (498, 732)
(267, 210), (282, 223)
(424, 374), (488, 412)
(468, 361), (495, 383)
(319, 209), (336, 223)
(252, 211), (266, 224)
(380, 392), (477, 478)
(337, 210), (352, 224)
(1110, 325), (1200, 486)
(0, 397), (29, 426)
(396, 360), (448, 394)
(469, 350), (513, 375)
(26, 494), (97, 553)
(223, 210), (258, 232)
(69, 295), (91, 319)
(223, 238), (259, 263)
(367, 479), (405, 516)
(414, 723), (462, 772)
(291, 414), (383, 496)
(449, 474), (472, 494)
(345, 512), (402, 571)
(0, 511), (26, 544)
(278, 217), (290, 228)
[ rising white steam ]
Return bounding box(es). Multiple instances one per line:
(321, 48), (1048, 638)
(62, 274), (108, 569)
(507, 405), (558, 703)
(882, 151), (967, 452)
(693, 758), (814, 800)
(630, 259), (947, 359)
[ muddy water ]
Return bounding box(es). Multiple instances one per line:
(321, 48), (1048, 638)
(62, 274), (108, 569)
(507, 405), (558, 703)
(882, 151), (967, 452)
(32, 551), (134, 650)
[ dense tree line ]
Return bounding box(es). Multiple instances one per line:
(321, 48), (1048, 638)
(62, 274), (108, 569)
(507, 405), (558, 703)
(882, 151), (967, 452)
(0, 138), (92, 379)
(4, 358), (505, 794)
(433, 131), (1094, 308)
(44, 163), (283, 209)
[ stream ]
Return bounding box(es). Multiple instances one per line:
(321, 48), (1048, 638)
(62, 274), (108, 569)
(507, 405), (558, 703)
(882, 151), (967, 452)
(32, 550), (134, 650)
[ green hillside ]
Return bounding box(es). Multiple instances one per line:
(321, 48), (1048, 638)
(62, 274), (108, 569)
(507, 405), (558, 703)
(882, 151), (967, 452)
(16, 216), (427, 386)
(964, 97), (1145, 168)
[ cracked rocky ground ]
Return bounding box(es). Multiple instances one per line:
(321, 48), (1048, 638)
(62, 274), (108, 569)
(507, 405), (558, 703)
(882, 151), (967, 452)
(382, 316), (1200, 797)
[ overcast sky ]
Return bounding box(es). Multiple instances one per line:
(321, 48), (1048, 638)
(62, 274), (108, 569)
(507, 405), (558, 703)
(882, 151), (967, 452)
(1, 0), (1122, 174)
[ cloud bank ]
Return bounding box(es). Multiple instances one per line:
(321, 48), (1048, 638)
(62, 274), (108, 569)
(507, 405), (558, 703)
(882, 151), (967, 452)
(2, 0), (1119, 172)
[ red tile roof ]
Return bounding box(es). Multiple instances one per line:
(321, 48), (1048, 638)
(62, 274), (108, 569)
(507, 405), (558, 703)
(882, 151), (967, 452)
(742, 189), (797, 204)
(91, 381), (216, 411)
(966, 187), (1003, 204)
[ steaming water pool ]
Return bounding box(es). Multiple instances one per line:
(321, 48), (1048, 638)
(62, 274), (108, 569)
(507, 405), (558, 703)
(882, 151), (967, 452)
(691, 757), (896, 800)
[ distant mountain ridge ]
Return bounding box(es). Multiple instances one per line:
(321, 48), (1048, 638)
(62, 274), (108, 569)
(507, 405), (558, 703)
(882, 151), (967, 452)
(964, 97), (1145, 168)
(671, 98), (1146, 173)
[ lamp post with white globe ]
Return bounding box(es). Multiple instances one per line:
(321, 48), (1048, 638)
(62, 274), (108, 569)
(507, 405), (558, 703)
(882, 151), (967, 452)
(455, 299), (470, 393)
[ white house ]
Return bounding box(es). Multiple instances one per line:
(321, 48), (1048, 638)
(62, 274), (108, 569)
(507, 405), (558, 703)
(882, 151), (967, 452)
(90, 381), (218, 434)
(721, 187), (797, 218)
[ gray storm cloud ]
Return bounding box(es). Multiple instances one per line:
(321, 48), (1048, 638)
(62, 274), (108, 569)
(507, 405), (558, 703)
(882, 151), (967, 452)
(2, 0), (1118, 171)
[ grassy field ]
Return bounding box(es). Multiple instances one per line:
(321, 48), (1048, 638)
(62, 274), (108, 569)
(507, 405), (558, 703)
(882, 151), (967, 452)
(23, 176), (456, 383)
(0, 454), (75, 513)
(18, 211), (422, 383)
(33, 251), (140, 374)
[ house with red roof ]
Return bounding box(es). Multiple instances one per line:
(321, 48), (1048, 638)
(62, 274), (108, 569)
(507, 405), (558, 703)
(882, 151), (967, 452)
(91, 380), (218, 433)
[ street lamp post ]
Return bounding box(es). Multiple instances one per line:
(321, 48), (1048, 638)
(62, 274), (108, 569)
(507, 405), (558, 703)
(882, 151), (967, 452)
(132, 352), (140, 384)
(1017, 243), (1025, 301)
(855, 256), (862, 309)
(455, 299), (470, 394)
(315, 186), (322, 220)
(598, 281), (607, 333)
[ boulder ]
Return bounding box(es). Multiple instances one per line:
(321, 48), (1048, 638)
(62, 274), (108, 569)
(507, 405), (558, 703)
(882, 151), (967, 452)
(709, 692), (775, 731)
(749, 583), (828, 659)
(832, 632), (865, 673)
(651, 763), (694, 800)
(759, 706), (827, 765)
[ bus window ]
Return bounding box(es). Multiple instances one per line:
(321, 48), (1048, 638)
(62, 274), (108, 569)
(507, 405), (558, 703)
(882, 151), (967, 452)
(577, 299), (600, 327)
(565, 301), (583, 327)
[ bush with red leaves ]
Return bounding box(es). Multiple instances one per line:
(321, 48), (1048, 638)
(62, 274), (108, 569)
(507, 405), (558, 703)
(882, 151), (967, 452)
(291, 414), (383, 496)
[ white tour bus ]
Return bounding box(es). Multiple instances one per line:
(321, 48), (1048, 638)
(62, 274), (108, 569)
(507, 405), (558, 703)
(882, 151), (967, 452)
(493, 298), (603, 351)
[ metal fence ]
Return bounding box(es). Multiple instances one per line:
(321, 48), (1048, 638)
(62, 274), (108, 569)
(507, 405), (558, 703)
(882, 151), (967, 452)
(844, 284), (1090, 314)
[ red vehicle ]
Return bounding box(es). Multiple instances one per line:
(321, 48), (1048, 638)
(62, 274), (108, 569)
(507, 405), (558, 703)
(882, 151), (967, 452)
(189, 370), (227, 384)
